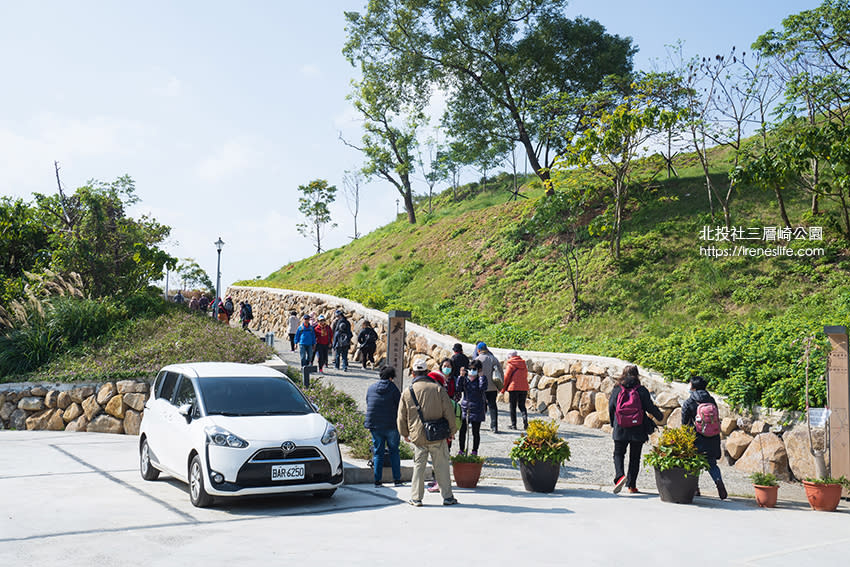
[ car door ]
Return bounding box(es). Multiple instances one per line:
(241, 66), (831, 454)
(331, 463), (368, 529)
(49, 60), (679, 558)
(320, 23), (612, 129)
(144, 371), (179, 472)
(152, 372), (183, 476)
(166, 375), (201, 478)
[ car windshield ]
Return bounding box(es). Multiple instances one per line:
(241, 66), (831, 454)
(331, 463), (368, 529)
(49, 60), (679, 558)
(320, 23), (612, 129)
(198, 377), (314, 416)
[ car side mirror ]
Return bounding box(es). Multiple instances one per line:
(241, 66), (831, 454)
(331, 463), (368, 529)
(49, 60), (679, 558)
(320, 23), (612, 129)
(178, 403), (193, 421)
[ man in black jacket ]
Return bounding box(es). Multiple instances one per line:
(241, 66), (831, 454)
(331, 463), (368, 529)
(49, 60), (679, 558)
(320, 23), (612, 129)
(365, 366), (403, 487)
(681, 375), (727, 500)
(608, 365), (664, 494)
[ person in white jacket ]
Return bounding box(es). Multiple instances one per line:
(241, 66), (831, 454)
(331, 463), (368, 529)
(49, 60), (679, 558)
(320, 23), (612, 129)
(287, 311), (299, 352)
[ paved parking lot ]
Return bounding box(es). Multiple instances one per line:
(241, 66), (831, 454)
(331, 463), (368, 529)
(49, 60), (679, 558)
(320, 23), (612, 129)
(2, 430), (850, 566)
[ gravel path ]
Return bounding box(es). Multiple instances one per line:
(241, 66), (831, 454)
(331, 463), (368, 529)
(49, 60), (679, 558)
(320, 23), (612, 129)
(267, 337), (808, 502)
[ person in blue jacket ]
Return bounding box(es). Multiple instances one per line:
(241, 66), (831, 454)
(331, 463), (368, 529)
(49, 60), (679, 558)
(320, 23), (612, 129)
(365, 366), (403, 487)
(294, 314), (317, 368)
(455, 359), (488, 455)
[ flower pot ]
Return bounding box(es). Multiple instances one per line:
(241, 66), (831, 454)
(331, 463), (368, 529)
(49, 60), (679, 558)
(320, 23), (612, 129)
(802, 481), (843, 512)
(753, 484), (778, 508)
(519, 460), (560, 493)
(452, 461), (483, 488)
(654, 467), (700, 504)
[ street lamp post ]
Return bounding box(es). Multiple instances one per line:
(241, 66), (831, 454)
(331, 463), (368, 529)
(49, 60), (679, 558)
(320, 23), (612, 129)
(213, 237), (224, 320)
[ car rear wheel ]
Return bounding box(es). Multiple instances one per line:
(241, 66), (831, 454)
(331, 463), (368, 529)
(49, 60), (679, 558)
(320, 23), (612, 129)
(140, 438), (160, 481)
(313, 489), (336, 498)
(189, 455), (213, 507)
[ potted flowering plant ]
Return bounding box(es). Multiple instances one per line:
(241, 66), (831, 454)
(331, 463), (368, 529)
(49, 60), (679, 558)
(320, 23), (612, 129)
(451, 453), (486, 488)
(643, 425), (709, 504)
(509, 419), (570, 493)
(802, 476), (850, 511)
(749, 472), (779, 508)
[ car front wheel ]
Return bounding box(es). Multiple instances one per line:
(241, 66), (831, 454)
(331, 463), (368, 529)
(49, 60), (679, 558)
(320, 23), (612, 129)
(140, 437), (160, 481)
(189, 455), (213, 508)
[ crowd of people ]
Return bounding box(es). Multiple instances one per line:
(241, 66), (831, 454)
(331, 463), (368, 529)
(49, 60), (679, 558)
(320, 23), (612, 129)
(363, 345), (726, 507)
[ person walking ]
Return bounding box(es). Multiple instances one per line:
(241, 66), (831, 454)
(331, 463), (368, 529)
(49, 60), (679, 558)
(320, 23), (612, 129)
(294, 314), (317, 369)
(455, 359), (487, 456)
(475, 342), (504, 433)
(198, 294), (209, 314)
(239, 301), (253, 330)
(398, 359), (459, 507)
(357, 320), (379, 369)
(681, 375), (727, 500)
(174, 290), (186, 304)
(501, 350), (529, 430)
(314, 315), (333, 373)
(449, 343), (469, 401)
(365, 366), (404, 487)
(332, 310), (352, 372)
(608, 365), (663, 494)
(188, 295), (199, 311)
(287, 311), (299, 352)
(223, 296), (234, 323)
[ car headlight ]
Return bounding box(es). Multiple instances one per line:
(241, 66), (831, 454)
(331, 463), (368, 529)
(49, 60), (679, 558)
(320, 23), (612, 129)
(205, 426), (249, 448)
(321, 423), (338, 445)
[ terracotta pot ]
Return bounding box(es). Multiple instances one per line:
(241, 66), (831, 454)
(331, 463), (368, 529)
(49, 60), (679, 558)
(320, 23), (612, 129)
(802, 481), (843, 511)
(753, 484), (778, 508)
(519, 460), (560, 493)
(452, 461), (483, 488)
(654, 467), (699, 504)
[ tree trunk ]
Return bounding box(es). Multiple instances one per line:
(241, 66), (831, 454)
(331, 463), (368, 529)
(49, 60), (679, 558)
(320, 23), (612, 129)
(774, 185), (792, 229)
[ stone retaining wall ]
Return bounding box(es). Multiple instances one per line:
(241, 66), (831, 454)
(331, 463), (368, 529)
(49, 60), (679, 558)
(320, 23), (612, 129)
(0, 380), (149, 435)
(229, 285), (827, 481)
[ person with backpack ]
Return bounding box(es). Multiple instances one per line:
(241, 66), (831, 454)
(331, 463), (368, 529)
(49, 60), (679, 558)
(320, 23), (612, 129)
(475, 342), (504, 433)
(239, 301), (253, 330)
(332, 310), (352, 372)
(314, 314), (333, 373)
(198, 294), (210, 313)
(608, 364), (663, 494)
(223, 296), (234, 322)
(681, 375), (727, 500)
(455, 359), (487, 456)
(357, 320), (379, 370)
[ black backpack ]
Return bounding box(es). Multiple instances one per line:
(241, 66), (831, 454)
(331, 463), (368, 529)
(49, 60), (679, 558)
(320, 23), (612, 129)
(244, 303), (253, 319)
(336, 320), (351, 346)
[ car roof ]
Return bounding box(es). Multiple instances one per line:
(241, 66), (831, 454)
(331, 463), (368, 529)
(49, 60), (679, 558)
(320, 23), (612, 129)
(159, 362), (287, 380)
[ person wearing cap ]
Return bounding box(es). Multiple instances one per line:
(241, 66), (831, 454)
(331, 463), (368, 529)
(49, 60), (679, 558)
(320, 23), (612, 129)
(287, 310), (299, 352)
(314, 314), (333, 373)
(501, 350), (530, 430)
(332, 310), (352, 372)
(294, 314), (317, 368)
(365, 366), (403, 487)
(398, 358), (459, 507)
(475, 342), (504, 433)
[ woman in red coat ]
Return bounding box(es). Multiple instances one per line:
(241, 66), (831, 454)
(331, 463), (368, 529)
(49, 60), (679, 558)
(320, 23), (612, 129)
(500, 350), (530, 430)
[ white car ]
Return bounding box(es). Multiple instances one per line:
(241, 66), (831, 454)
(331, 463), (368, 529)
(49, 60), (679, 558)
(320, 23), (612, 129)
(139, 362), (343, 507)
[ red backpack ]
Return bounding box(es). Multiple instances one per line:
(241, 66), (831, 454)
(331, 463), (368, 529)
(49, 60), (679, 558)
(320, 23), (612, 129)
(694, 402), (720, 437)
(615, 386), (644, 428)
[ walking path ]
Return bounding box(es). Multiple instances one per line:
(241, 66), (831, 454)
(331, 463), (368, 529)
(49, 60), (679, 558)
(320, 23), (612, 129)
(266, 336), (811, 502)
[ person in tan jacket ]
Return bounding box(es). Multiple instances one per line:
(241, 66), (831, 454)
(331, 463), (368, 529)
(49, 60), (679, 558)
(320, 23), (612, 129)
(500, 350), (530, 430)
(398, 358), (459, 507)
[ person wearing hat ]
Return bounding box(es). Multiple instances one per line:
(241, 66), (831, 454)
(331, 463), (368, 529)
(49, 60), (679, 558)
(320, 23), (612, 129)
(332, 309), (352, 372)
(287, 310), (299, 352)
(475, 342), (504, 433)
(501, 350), (530, 430)
(314, 314), (333, 373)
(398, 358), (459, 507)
(294, 314), (317, 368)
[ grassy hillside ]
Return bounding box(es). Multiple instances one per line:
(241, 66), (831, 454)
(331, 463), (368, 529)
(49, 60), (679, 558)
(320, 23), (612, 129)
(243, 149), (850, 411)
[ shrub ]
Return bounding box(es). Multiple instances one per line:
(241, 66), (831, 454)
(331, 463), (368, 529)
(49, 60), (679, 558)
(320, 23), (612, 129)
(643, 426), (709, 476)
(509, 419), (571, 467)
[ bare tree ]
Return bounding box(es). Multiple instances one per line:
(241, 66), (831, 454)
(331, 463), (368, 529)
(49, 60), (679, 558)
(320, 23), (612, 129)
(342, 170), (362, 240)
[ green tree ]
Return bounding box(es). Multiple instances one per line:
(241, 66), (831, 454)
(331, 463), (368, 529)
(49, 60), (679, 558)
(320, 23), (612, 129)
(0, 197), (51, 305)
(176, 258), (215, 295)
(343, 0), (635, 195)
(296, 179), (337, 254)
(33, 174), (174, 298)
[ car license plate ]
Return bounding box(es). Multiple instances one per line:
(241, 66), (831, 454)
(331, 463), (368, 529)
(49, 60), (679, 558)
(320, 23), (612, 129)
(271, 464), (305, 481)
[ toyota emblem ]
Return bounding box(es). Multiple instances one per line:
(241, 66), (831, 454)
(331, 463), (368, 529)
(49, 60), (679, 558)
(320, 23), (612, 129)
(281, 441), (296, 455)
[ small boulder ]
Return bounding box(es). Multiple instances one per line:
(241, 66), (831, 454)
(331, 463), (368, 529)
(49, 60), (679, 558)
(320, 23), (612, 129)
(30, 386), (48, 396)
(569, 361), (583, 375)
(124, 409), (142, 436)
(17, 397), (44, 411)
(654, 391), (681, 409)
(44, 390), (60, 409)
(750, 420), (769, 435)
(63, 403), (83, 423)
(0, 401), (16, 422)
(543, 360), (567, 378)
(70, 386), (95, 404)
(556, 381), (576, 414)
(47, 409), (65, 431)
(584, 412), (604, 429)
(594, 392), (609, 415)
(87, 414), (125, 434)
(576, 374), (601, 392)
(96, 383), (116, 405)
(57, 391), (72, 409)
(26, 410), (52, 430)
(599, 377), (616, 395)
(564, 410), (583, 425)
(65, 415), (88, 432)
(585, 363), (606, 376)
(783, 424), (827, 481)
(666, 408), (682, 429)
(737, 416), (753, 431)
(117, 380), (147, 394)
(579, 391), (596, 418)
(104, 395), (125, 419)
(725, 430), (754, 460)
(547, 404), (563, 420)
(601, 424), (613, 434)
(720, 417), (737, 436)
(122, 393), (146, 411)
(82, 396), (102, 420)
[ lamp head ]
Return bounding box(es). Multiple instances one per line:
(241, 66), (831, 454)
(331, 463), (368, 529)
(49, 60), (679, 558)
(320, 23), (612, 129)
(214, 237), (225, 252)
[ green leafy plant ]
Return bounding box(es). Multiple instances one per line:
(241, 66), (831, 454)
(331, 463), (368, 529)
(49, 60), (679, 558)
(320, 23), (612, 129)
(804, 476), (850, 488)
(451, 453), (486, 464)
(509, 419), (571, 467)
(749, 472), (778, 487)
(643, 426), (710, 476)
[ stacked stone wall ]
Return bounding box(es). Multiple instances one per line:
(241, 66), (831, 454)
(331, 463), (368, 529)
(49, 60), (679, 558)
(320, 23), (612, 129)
(229, 285), (827, 481)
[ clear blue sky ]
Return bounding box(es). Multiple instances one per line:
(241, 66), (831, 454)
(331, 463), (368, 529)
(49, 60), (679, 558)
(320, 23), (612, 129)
(0, 0), (822, 288)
